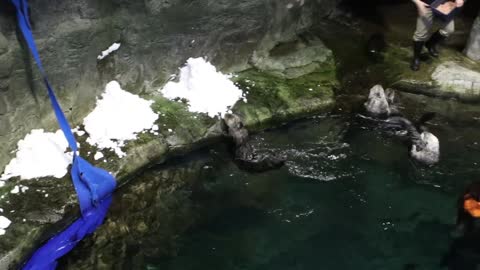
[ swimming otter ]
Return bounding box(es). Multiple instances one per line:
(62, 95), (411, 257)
(364, 85), (399, 117)
(385, 113), (440, 165)
(223, 113), (285, 172)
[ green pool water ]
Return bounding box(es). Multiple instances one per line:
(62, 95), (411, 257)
(59, 108), (480, 270)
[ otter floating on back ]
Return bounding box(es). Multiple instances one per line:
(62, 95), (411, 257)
(385, 113), (440, 165)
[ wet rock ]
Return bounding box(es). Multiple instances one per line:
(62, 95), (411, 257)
(0, 53), (13, 79)
(0, 98), (7, 115)
(0, 116), (11, 136)
(251, 37), (334, 79)
(431, 61), (480, 96)
(0, 32), (8, 55)
(144, 0), (172, 14)
(465, 12), (480, 61)
(385, 44), (480, 102)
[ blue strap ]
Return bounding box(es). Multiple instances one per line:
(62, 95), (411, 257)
(7, 1), (118, 268)
(22, 197), (113, 270)
(10, 0), (78, 153)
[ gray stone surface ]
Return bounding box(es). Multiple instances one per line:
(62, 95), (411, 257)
(251, 37), (334, 78)
(0, 0), (339, 176)
(431, 61), (480, 96)
(382, 44), (480, 102)
(465, 12), (480, 61)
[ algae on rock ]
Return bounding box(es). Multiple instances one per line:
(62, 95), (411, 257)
(375, 43), (480, 102)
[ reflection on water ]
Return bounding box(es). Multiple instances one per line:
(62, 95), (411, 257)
(59, 103), (480, 269)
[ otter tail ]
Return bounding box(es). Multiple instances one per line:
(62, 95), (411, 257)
(416, 112), (436, 128)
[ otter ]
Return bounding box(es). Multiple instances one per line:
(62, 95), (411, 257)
(223, 113), (285, 172)
(385, 113), (440, 165)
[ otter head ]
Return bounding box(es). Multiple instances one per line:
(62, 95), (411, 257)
(364, 85), (390, 117)
(223, 113), (243, 130)
(223, 113), (249, 145)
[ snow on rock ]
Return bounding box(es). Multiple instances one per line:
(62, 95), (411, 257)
(0, 216), (11, 235)
(97, 42), (121, 60)
(83, 81), (159, 158)
(94, 152), (104, 160)
(160, 57), (243, 118)
(1, 129), (73, 180)
(10, 186), (19, 194)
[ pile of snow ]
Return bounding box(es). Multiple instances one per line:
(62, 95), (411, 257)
(0, 130), (73, 181)
(160, 57), (243, 118)
(97, 42), (121, 60)
(0, 216), (11, 235)
(83, 81), (158, 157)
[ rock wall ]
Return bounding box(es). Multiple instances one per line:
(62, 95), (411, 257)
(0, 0), (338, 173)
(465, 12), (480, 61)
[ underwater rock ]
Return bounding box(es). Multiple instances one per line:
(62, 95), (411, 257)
(223, 113), (285, 172)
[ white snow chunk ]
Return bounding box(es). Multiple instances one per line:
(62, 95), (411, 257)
(94, 152), (104, 160)
(10, 186), (19, 194)
(0, 216), (11, 230)
(97, 42), (121, 60)
(83, 81), (159, 158)
(1, 129), (73, 180)
(160, 57), (243, 118)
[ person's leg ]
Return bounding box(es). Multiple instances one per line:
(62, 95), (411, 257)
(426, 19), (455, 57)
(411, 9), (434, 71)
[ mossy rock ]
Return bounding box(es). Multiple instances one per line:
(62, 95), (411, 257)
(232, 68), (337, 130)
(380, 44), (480, 102)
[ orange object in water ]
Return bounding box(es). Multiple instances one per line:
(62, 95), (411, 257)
(464, 198), (480, 218)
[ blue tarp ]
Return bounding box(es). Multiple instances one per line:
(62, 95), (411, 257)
(7, 0), (117, 268)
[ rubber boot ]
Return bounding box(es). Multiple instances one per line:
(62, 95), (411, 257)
(410, 41), (424, 71)
(425, 31), (446, 58)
